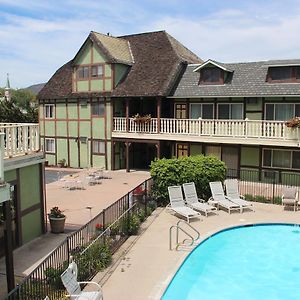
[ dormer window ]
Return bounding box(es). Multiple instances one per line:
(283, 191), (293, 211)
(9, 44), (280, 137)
(200, 67), (223, 85)
(91, 65), (104, 78)
(77, 66), (89, 79)
(267, 66), (300, 83)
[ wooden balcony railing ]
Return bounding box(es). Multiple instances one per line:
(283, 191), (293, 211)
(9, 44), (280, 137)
(113, 117), (300, 142)
(0, 123), (40, 158)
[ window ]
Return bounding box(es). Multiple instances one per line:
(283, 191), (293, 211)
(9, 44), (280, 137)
(217, 103), (243, 119)
(268, 66), (300, 82)
(200, 68), (223, 84)
(263, 149), (300, 170)
(77, 66), (89, 79)
(91, 65), (104, 78)
(92, 140), (105, 154)
(45, 139), (55, 153)
(45, 104), (54, 119)
(190, 103), (214, 119)
(91, 101), (105, 116)
(265, 103), (300, 121)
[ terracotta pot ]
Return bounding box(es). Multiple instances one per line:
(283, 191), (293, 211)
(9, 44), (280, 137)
(49, 217), (66, 233)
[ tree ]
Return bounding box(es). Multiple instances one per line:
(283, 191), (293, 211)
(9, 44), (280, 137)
(0, 88), (38, 123)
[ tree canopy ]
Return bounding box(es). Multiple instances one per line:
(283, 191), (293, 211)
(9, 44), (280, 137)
(0, 88), (38, 123)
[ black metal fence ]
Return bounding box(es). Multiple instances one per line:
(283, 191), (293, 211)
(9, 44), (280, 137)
(5, 178), (154, 300)
(226, 169), (300, 203)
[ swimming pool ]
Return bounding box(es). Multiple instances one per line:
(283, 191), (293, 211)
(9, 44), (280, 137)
(162, 224), (300, 300)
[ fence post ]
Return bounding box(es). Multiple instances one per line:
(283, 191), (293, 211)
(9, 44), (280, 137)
(272, 171), (276, 204)
(103, 208), (106, 228)
(67, 236), (70, 264)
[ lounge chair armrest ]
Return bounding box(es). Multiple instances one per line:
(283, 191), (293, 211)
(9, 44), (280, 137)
(240, 194), (245, 199)
(198, 198), (205, 203)
(78, 281), (101, 290)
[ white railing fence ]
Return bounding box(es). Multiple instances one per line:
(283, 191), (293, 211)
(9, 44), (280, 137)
(0, 123), (40, 158)
(113, 117), (300, 141)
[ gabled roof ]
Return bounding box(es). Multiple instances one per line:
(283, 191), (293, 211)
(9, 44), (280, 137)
(111, 30), (202, 97)
(38, 30), (202, 100)
(172, 59), (300, 98)
(193, 59), (234, 73)
(90, 31), (134, 65)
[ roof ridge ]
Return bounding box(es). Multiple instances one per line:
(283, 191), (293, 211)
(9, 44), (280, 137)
(118, 30), (166, 38)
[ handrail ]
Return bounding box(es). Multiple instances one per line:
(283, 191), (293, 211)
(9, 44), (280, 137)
(169, 220), (200, 250)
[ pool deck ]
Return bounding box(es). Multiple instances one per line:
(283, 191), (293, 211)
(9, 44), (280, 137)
(101, 202), (300, 300)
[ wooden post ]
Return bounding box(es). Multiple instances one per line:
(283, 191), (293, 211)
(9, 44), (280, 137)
(4, 200), (15, 292)
(157, 97), (161, 133)
(126, 98), (129, 132)
(156, 141), (161, 160)
(126, 142), (130, 172)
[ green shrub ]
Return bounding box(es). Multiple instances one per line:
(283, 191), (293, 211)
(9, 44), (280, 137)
(45, 261), (69, 289)
(121, 213), (141, 235)
(150, 155), (226, 205)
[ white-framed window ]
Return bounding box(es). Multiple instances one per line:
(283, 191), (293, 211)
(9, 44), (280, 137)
(91, 65), (104, 78)
(265, 103), (300, 121)
(92, 140), (105, 155)
(45, 104), (54, 119)
(217, 103), (243, 119)
(190, 103), (214, 119)
(262, 148), (300, 170)
(45, 138), (55, 153)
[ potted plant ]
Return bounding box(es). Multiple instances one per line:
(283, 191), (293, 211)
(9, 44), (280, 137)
(48, 206), (66, 233)
(58, 158), (66, 168)
(132, 113), (151, 124)
(285, 116), (300, 128)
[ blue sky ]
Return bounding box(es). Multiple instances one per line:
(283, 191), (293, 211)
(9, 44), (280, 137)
(1, 0), (300, 88)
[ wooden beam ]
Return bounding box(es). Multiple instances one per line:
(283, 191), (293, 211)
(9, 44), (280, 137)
(126, 142), (130, 172)
(157, 97), (161, 133)
(126, 98), (129, 132)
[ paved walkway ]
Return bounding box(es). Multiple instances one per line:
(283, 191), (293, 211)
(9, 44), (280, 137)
(102, 203), (300, 300)
(0, 169), (149, 298)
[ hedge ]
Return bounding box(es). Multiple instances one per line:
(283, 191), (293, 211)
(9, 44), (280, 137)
(150, 155), (226, 205)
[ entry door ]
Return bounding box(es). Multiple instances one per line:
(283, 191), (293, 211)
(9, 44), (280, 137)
(222, 146), (239, 175)
(177, 143), (189, 158)
(79, 137), (89, 168)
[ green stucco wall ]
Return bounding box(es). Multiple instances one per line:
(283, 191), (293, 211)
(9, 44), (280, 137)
(114, 64), (128, 87)
(19, 164), (41, 211)
(241, 147), (260, 167)
(22, 210), (42, 243)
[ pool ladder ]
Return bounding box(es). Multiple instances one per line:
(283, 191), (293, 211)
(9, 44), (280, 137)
(169, 220), (200, 250)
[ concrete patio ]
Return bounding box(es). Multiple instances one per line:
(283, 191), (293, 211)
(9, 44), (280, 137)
(101, 202), (300, 300)
(0, 168), (149, 298)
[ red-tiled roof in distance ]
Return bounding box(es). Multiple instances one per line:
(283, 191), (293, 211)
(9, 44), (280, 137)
(38, 30), (202, 100)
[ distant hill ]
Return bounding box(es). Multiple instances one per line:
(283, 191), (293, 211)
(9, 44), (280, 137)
(25, 83), (45, 95)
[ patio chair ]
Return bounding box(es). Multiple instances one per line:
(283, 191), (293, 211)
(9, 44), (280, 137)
(224, 179), (255, 212)
(168, 186), (201, 223)
(208, 181), (242, 214)
(182, 182), (217, 217)
(61, 261), (103, 300)
(282, 186), (299, 211)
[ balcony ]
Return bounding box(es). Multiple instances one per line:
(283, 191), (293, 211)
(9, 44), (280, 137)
(112, 118), (300, 147)
(0, 123), (40, 159)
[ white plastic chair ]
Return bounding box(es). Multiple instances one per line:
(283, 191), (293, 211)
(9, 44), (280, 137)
(61, 261), (103, 300)
(282, 186), (299, 211)
(224, 179), (254, 212)
(209, 181), (242, 214)
(182, 182), (217, 217)
(168, 185), (201, 223)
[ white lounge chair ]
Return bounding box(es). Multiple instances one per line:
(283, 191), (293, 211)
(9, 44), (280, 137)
(209, 181), (242, 214)
(168, 186), (201, 223)
(224, 179), (255, 212)
(182, 182), (217, 217)
(61, 261), (103, 300)
(282, 186), (299, 211)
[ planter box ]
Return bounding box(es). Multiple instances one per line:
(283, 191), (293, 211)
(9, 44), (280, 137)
(49, 217), (66, 233)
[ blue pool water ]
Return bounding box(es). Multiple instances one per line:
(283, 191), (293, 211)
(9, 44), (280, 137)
(162, 224), (300, 300)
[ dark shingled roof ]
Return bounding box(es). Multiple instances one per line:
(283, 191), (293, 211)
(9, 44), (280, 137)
(172, 59), (300, 98)
(38, 30), (202, 100)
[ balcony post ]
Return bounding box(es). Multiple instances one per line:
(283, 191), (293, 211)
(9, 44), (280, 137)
(156, 141), (161, 159)
(125, 142), (130, 173)
(157, 96), (161, 133)
(126, 98), (130, 132)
